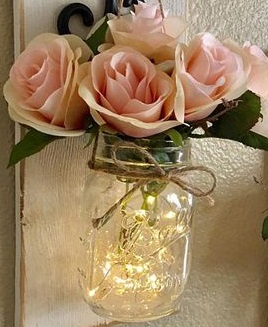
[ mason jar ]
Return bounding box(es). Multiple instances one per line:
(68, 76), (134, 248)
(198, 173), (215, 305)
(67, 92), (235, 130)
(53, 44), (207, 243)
(80, 131), (194, 322)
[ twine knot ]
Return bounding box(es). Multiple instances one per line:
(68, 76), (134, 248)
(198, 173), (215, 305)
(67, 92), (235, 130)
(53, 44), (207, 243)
(89, 141), (216, 229)
(110, 141), (216, 197)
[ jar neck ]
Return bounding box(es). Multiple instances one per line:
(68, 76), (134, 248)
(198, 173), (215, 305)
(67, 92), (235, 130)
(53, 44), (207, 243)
(90, 131), (191, 171)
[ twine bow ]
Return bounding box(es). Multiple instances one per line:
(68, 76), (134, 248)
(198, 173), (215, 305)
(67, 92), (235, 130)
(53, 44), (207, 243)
(89, 141), (216, 229)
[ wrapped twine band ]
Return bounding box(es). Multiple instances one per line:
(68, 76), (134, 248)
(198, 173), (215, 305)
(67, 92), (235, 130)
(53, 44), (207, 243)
(88, 141), (217, 229)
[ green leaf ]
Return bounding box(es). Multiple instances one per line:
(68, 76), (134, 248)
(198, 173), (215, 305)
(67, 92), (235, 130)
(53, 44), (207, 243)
(83, 114), (95, 131)
(151, 150), (170, 164)
(8, 129), (62, 167)
(164, 128), (183, 146)
(84, 124), (99, 148)
(144, 180), (168, 197)
(262, 216), (268, 240)
(85, 16), (109, 55)
(209, 91), (261, 140)
(240, 131), (268, 151)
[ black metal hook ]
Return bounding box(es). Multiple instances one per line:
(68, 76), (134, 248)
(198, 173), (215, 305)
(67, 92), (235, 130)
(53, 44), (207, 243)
(57, 1), (146, 36)
(104, 0), (118, 15)
(57, 3), (94, 35)
(123, 0), (145, 6)
(104, 0), (145, 15)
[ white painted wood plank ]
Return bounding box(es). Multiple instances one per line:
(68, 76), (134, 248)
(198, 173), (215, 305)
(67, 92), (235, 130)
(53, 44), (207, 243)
(17, 1), (268, 327)
(16, 1), (121, 326)
(22, 138), (113, 327)
(16, 1), (187, 326)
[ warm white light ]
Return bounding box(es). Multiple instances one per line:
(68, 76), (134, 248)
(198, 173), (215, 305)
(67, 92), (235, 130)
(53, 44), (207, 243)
(147, 195), (156, 206)
(149, 274), (157, 282)
(136, 265), (144, 273)
(114, 276), (126, 284)
(134, 210), (148, 222)
(126, 263), (133, 271)
(85, 207), (190, 309)
(176, 224), (186, 233)
(165, 211), (176, 219)
(88, 288), (97, 297)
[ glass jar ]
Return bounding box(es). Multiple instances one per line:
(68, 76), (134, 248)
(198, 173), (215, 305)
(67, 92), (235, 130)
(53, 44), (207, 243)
(80, 132), (194, 322)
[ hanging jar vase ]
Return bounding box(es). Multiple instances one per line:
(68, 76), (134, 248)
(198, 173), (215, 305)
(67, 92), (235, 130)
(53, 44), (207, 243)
(80, 131), (215, 322)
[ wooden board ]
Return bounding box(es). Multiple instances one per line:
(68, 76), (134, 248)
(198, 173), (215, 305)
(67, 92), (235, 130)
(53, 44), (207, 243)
(15, 1), (268, 326)
(15, 1), (186, 326)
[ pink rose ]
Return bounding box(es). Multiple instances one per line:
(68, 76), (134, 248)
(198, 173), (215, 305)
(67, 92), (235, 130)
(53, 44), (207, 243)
(79, 46), (184, 138)
(177, 33), (248, 121)
(3, 33), (92, 136)
(107, 1), (186, 61)
(243, 42), (268, 98)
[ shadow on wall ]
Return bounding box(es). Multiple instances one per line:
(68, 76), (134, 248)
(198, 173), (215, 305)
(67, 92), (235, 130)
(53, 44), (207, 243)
(0, 0), (15, 327)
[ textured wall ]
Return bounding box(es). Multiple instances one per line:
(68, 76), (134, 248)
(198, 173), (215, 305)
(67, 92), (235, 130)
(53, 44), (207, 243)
(187, 0), (268, 48)
(0, 0), (15, 327)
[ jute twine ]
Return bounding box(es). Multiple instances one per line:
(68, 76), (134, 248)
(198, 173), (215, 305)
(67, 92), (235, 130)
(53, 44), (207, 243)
(88, 141), (217, 229)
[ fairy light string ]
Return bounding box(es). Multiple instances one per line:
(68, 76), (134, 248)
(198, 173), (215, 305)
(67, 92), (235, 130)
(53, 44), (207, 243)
(89, 141), (216, 229)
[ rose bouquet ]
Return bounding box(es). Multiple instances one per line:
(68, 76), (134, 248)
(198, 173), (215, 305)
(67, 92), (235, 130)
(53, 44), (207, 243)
(4, 1), (268, 160)
(3, 1), (268, 231)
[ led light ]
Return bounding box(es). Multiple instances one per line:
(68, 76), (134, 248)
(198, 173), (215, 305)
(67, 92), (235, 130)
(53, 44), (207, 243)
(176, 224), (186, 233)
(165, 211), (176, 219)
(149, 274), (157, 282)
(83, 206), (191, 316)
(114, 276), (126, 284)
(147, 195), (156, 206)
(136, 265), (144, 273)
(134, 210), (148, 222)
(126, 263), (133, 271)
(88, 288), (97, 297)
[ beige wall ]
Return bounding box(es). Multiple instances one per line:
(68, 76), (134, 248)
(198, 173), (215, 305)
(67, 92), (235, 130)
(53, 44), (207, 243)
(0, 0), (15, 327)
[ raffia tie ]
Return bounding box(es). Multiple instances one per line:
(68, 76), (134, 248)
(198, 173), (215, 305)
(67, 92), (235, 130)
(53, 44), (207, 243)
(89, 141), (217, 229)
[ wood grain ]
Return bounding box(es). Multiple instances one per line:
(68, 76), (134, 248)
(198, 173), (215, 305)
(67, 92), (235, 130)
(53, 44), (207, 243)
(22, 137), (114, 326)
(16, 0), (268, 327)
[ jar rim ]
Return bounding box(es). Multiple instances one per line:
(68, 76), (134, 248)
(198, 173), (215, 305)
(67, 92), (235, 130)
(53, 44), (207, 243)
(99, 130), (191, 151)
(91, 131), (192, 170)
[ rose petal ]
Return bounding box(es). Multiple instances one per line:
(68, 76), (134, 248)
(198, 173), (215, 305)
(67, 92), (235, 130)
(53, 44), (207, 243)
(107, 11), (185, 60)
(39, 89), (63, 120)
(131, 17), (163, 34)
(122, 99), (163, 122)
(62, 52), (89, 129)
(91, 109), (180, 138)
(134, 3), (159, 18)
(242, 42), (268, 98)
(78, 45), (182, 137)
(176, 34), (248, 121)
(63, 34), (92, 63)
(4, 33), (91, 134)
(180, 73), (214, 111)
(7, 104), (84, 137)
(4, 78), (85, 136)
(163, 16), (187, 39)
(105, 75), (131, 112)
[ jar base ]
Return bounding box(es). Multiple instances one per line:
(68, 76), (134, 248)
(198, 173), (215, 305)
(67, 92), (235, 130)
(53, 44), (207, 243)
(90, 305), (180, 322)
